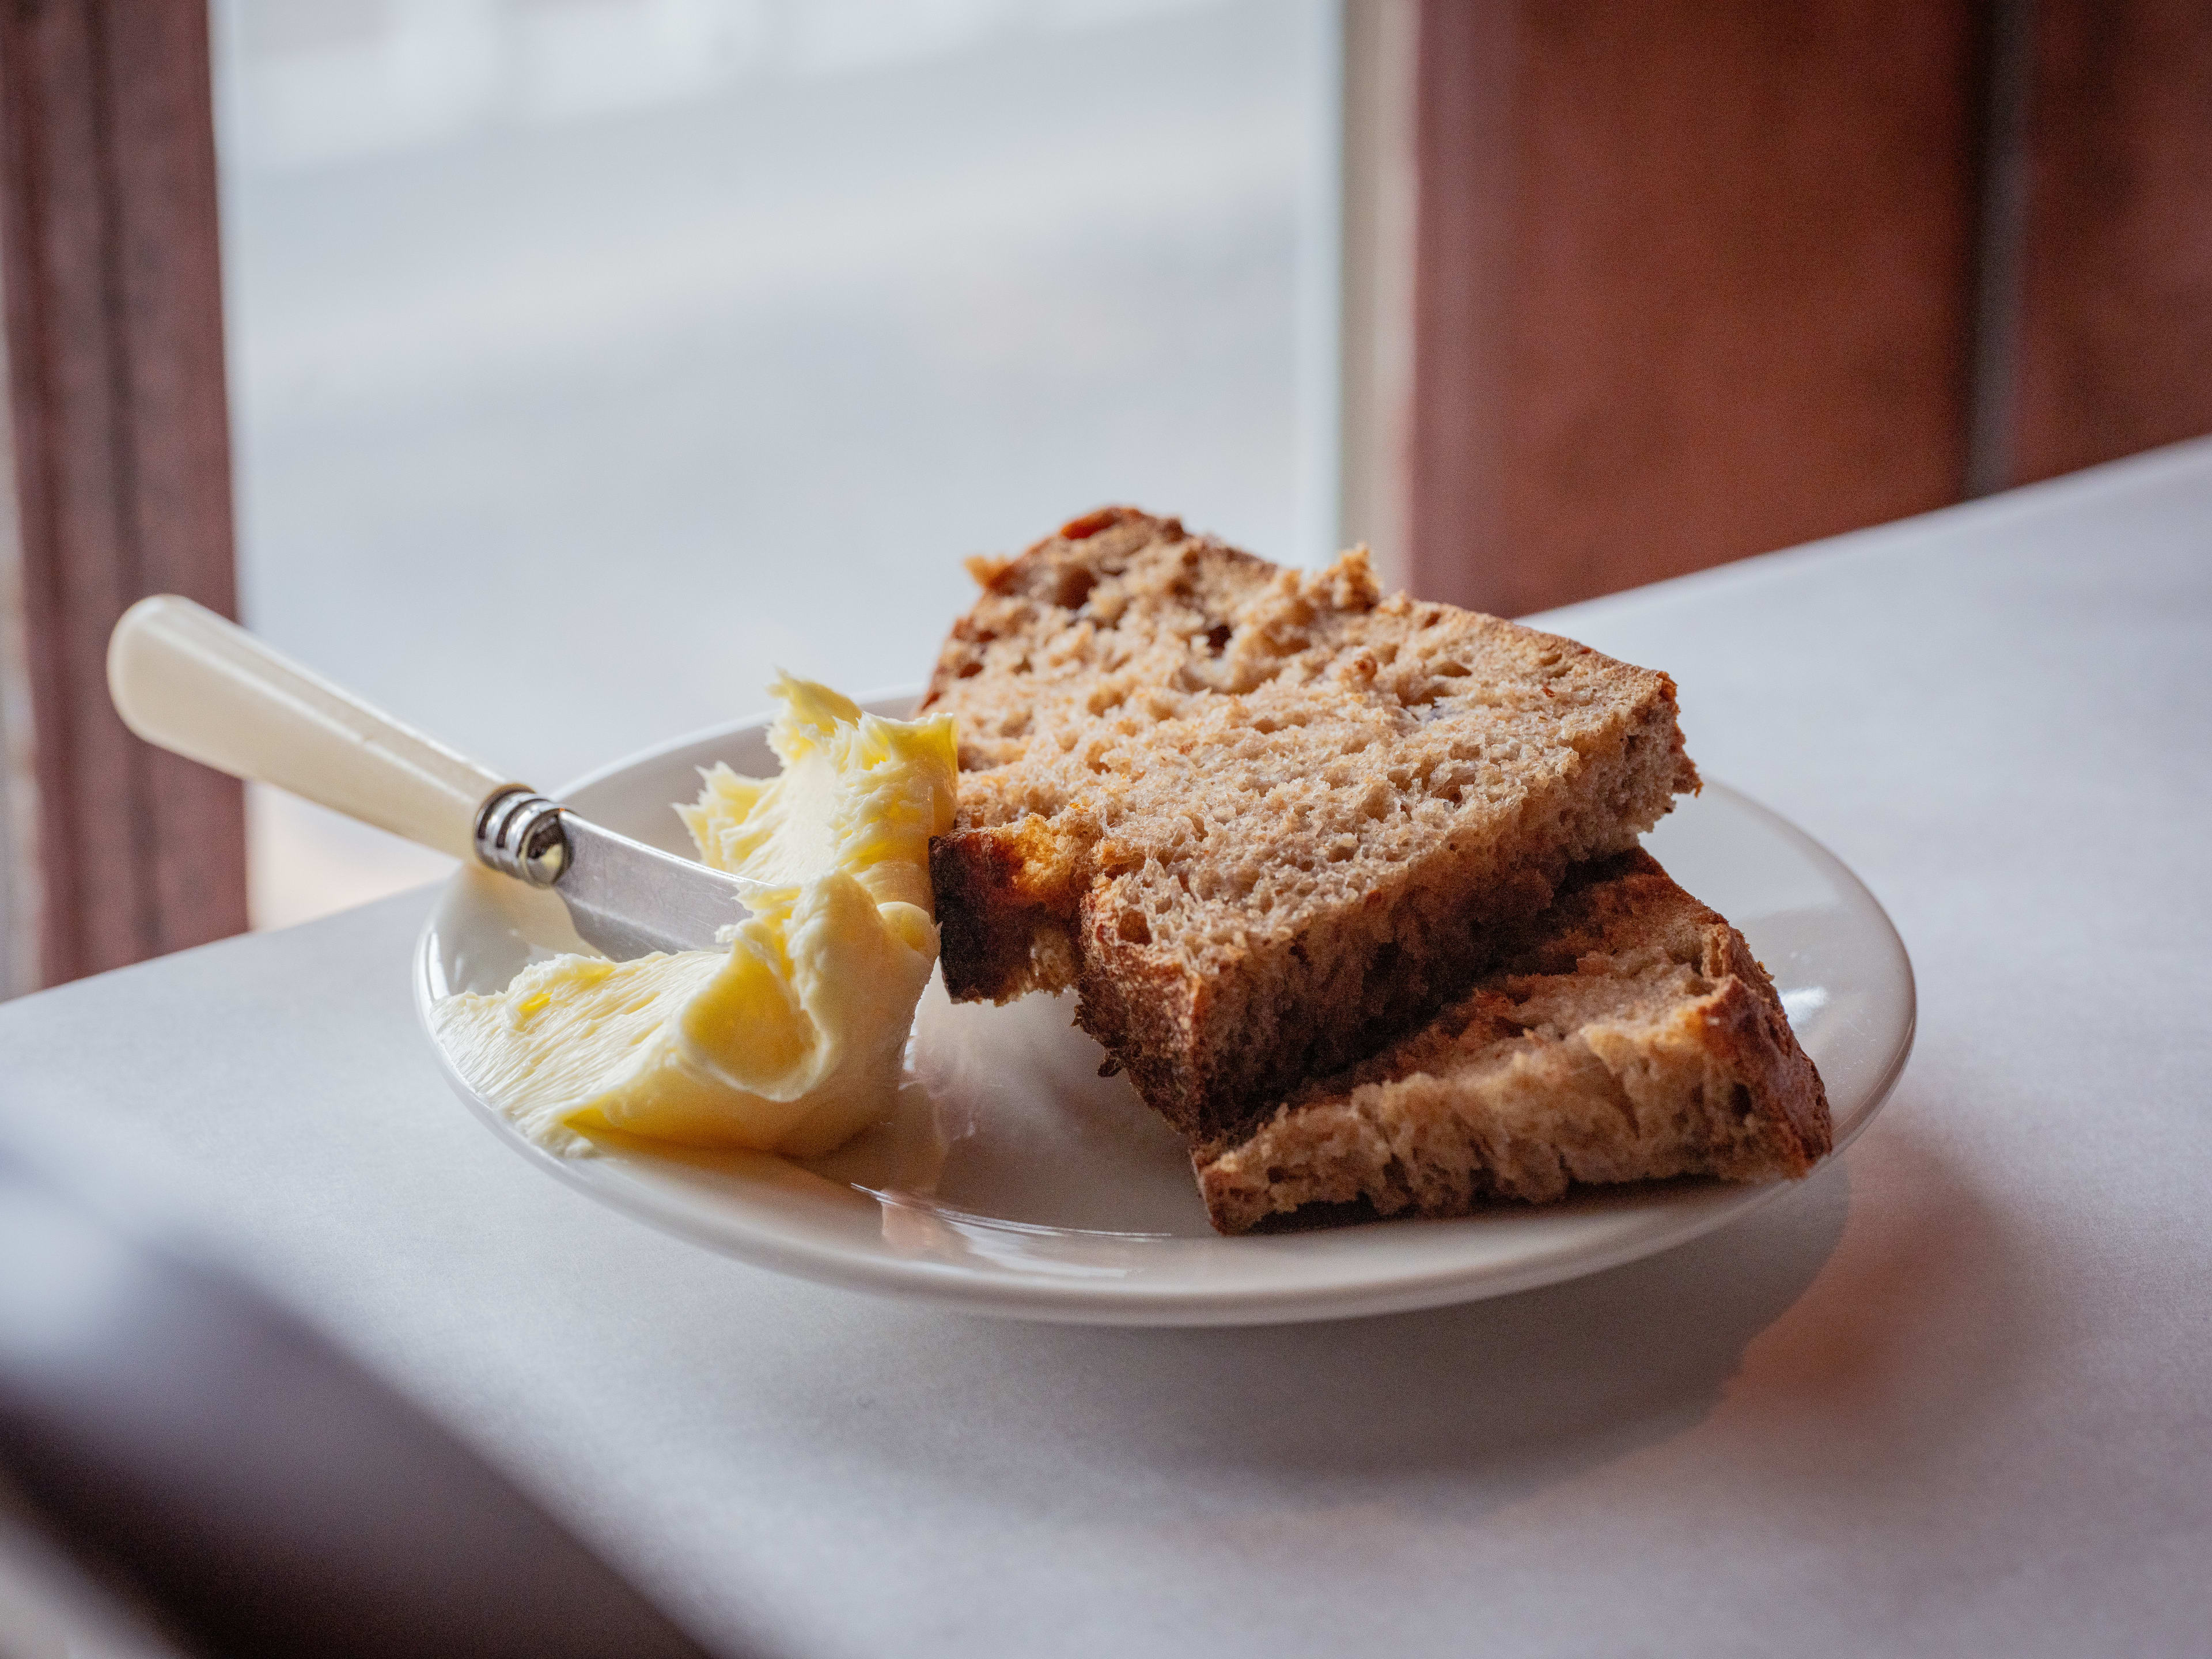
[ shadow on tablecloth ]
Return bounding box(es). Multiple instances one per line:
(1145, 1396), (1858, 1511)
(772, 1095), (2024, 1523)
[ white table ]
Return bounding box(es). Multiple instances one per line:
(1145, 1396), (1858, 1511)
(6, 441), (2209, 1658)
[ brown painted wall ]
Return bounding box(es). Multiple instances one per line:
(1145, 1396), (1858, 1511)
(2012, 0), (2212, 484)
(1409, 0), (1984, 616)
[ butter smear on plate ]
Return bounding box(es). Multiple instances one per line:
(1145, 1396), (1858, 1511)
(434, 677), (957, 1157)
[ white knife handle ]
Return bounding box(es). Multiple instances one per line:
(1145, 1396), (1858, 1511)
(107, 594), (515, 861)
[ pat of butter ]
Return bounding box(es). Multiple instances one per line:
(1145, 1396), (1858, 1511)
(434, 677), (956, 1158)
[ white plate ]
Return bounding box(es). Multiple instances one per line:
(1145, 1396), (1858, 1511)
(416, 696), (1914, 1326)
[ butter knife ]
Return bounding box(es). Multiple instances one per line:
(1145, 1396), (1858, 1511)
(108, 596), (747, 960)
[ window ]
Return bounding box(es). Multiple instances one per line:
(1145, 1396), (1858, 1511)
(215, 0), (1335, 927)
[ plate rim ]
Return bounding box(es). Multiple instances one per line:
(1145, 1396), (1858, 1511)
(414, 702), (1915, 1327)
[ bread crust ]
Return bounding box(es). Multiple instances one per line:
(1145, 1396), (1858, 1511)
(922, 507), (1700, 1141)
(1192, 850), (1832, 1233)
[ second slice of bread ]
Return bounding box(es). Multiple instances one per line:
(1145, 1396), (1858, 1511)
(1194, 850), (1832, 1233)
(920, 508), (1700, 1142)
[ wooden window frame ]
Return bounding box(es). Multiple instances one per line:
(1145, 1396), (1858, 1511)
(1338, 0), (2212, 616)
(0, 0), (245, 990)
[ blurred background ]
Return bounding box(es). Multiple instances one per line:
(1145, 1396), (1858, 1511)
(0, 0), (2207, 990)
(0, 6), (2206, 1649)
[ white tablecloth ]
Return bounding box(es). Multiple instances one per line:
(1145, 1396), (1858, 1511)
(6, 441), (2210, 1658)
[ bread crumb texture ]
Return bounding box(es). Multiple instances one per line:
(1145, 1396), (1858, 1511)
(1194, 851), (1832, 1233)
(921, 507), (1700, 1140)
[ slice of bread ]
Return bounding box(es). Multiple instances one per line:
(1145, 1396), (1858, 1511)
(1193, 849), (1831, 1233)
(920, 507), (1700, 1141)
